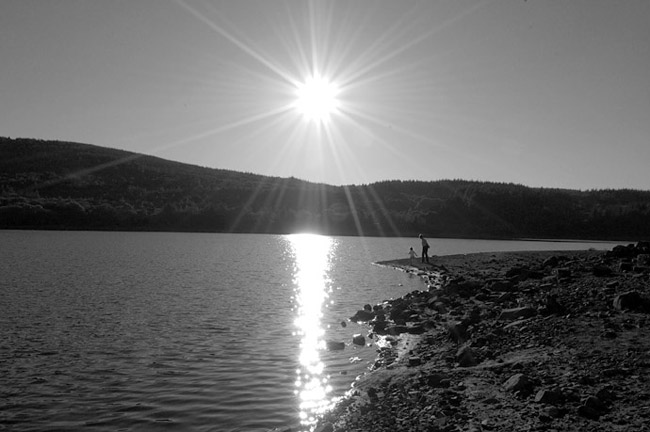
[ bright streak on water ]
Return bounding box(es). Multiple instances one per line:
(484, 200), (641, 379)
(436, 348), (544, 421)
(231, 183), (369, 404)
(289, 233), (335, 429)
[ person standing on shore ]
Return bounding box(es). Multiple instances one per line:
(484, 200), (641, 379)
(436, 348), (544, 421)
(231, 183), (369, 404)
(408, 247), (418, 266)
(419, 234), (430, 264)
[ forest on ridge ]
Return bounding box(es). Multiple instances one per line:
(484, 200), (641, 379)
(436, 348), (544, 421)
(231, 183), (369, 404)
(1, 137), (649, 241)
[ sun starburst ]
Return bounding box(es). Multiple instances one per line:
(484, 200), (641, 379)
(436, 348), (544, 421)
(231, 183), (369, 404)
(293, 74), (340, 124)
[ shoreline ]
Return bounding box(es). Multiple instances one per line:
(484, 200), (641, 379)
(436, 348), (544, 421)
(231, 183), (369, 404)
(315, 244), (650, 432)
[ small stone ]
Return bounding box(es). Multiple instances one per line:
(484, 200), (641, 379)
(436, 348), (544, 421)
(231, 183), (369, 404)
(406, 324), (426, 334)
(480, 419), (496, 430)
(498, 307), (537, 321)
(592, 265), (613, 277)
(595, 387), (616, 402)
(456, 345), (479, 367)
(583, 395), (607, 412)
(543, 256), (560, 268)
(535, 389), (563, 405)
(352, 334), (365, 346)
(448, 321), (468, 343)
(545, 406), (566, 418)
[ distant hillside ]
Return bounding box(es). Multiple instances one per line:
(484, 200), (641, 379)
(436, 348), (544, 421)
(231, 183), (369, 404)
(1, 137), (649, 240)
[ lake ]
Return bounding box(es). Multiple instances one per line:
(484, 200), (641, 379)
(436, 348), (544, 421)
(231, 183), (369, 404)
(0, 231), (619, 431)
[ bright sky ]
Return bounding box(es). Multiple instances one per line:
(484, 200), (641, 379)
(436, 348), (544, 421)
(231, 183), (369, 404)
(1, 0), (649, 190)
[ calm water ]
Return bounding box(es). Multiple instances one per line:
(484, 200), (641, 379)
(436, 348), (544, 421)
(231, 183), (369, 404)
(0, 231), (618, 431)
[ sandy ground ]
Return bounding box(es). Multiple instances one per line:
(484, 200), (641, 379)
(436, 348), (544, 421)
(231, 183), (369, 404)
(311, 244), (650, 432)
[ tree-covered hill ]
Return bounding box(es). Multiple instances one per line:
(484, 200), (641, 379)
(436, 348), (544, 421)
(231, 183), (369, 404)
(1, 137), (649, 240)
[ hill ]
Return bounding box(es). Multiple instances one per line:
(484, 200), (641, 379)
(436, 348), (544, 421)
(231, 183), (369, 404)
(1, 137), (649, 240)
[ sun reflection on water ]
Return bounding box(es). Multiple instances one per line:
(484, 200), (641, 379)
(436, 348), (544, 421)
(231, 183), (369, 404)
(288, 233), (335, 429)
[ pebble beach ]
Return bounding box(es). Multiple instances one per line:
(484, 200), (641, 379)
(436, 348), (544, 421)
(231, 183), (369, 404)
(312, 243), (650, 432)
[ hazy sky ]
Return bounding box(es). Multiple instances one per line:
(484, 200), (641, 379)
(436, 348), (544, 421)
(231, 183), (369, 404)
(1, 0), (649, 190)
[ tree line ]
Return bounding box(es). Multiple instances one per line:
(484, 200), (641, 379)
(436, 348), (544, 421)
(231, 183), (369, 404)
(1, 137), (649, 240)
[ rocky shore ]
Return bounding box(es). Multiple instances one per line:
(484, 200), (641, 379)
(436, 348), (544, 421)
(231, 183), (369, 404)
(315, 242), (650, 432)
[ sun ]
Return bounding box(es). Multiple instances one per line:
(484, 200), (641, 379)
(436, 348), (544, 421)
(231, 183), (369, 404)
(293, 74), (340, 124)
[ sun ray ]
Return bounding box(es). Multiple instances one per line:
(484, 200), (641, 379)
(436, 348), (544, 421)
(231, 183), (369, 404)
(337, 2), (488, 88)
(175, 0), (301, 87)
(341, 185), (366, 236)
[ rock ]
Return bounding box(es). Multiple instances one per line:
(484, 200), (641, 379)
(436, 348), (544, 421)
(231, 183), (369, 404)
(386, 325), (408, 335)
(314, 422), (334, 432)
(619, 261), (634, 272)
(446, 279), (481, 298)
(505, 266), (528, 279)
(495, 292), (516, 303)
(326, 340), (345, 351)
(577, 404), (601, 420)
(352, 334), (365, 346)
(350, 309), (375, 322)
(408, 356), (422, 367)
(487, 279), (515, 292)
(448, 321), (469, 343)
(592, 264), (613, 277)
(456, 345), (479, 367)
(595, 387), (616, 403)
(426, 372), (450, 388)
(608, 244), (636, 258)
(498, 307), (537, 321)
(388, 303), (410, 323)
(461, 307), (482, 327)
(428, 298), (448, 314)
(543, 256), (560, 268)
(406, 324), (426, 335)
(371, 320), (388, 335)
(583, 395), (607, 412)
(535, 389), (564, 405)
(555, 267), (571, 279)
(340, 321), (347, 327)
(544, 406), (567, 419)
(539, 294), (565, 316)
(613, 291), (650, 313)
(503, 373), (533, 395)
